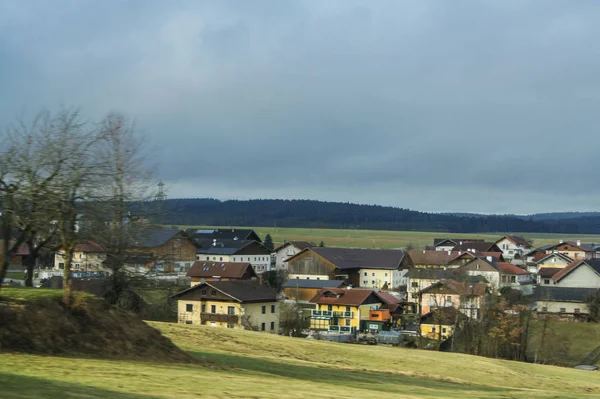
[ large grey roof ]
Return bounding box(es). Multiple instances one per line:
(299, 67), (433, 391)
(133, 229), (182, 248)
(195, 239), (254, 254)
(534, 286), (599, 303)
(308, 247), (406, 270)
(282, 279), (345, 289)
(173, 280), (278, 303)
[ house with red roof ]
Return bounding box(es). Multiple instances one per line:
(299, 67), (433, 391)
(54, 240), (108, 274)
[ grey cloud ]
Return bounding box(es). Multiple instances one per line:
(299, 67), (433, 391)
(2, 0), (600, 213)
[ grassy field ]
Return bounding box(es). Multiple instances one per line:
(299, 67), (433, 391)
(177, 225), (600, 249)
(2, 322), (600, 398)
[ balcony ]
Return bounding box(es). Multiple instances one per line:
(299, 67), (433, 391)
(311, 310), (333, 318)
(332, 311), (354, 318)
(201, 313), (239, 323)
(328, 325), (357, 333)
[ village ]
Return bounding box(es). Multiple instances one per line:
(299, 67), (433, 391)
(5, 223), (599, 351)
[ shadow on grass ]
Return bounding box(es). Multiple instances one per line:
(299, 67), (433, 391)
(188, 350), (518, 396)
(0, 372), (161, 399)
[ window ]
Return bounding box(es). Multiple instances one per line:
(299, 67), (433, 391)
(446, 295), (452, 302)
(327, 305), (333, 311)
(442, 327), (447, 333)
(261, 323), (266, 331)
(75, 263), (80, 269)
(186, 304), (193, 312)
(201, 304), (206, 313)
(211, 305), (216, 313)
(411, 282), (419, 288)
(372, 273), (375, 276)
(544, 279), (550, 285)
(270, 321), (275, 330)
(58, 262), (65, 269)
(541, 306), (548, 312)
(364, 272), (367, 276)
(227, 306), (235, 315)
(363, 280), (368, 284)
(206, 256), (210, 260)
(185, 320), (193, 324)
(371, 280), (375, 285)
(346, 306), (351, 312)
(432, 327), (436, 333)
(213, 257), (216, 261)
(385, 273), (388, 277)
(201, 289), (207, 295)
(211, 290), (216, 296)
(574, 308), (581, 313)
(345, 319), (351, 326)
(262, 305), (266, 314)
(510, 276), (516, 283)
(560, 307), (566, 313)
(227, 323), (234, 328)
(271, 304), (276, 313)
(219, 257), (223, 261)
(475, 264), (480, 270)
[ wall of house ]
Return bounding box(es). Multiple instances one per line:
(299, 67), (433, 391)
(312, 303), (380, 330)
(283, 287), (322, 302)
(195, 254), (271, 274)
(54, 250), (107, 271)
(420, 323), (454, 340)
(274, 245), (302, 270)
(197, 254), (232, 262)
(288, 274), (330, 280)
(288, 252), (336, 279)
(497, 238), (526, 264)
(538, 257), (571, 269)
(556, 265), (600, 288)
(546, 245), (585, 261)
(435, 245), (455, 252)
(420, 293), (460, 315)
(358, 269), (393, 289)
(407, 277), (440, 301)
(536, 300), (588, 314)
(466, 270), (500, 290)
(152, 235), (197, 262)
(243, 302), (280, 333)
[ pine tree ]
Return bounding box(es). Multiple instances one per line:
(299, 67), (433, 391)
(264, 233), (274, 251)
(319, 241), (325, 247)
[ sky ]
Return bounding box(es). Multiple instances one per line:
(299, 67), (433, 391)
(1, 0), (600, 215)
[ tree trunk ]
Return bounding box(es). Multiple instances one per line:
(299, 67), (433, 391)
(24, 255), (35, 287)
(62, 246), (74, 305)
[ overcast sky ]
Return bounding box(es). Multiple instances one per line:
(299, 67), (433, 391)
(1, 1), (600, 214)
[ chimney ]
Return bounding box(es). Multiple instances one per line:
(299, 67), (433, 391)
(448, 250), (451, 255)
(422, 250), (426, 254)
(258, 273), (264, 285)
(559, 239), (563, 244)
(212, 239), (217, 247)
(577, 240), (581, 247)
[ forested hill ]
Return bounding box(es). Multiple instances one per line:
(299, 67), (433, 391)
(146, 198), (599, 234)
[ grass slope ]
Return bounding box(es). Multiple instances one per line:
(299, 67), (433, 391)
(2, 321), (600, 398)
(177, 225), (600, 249)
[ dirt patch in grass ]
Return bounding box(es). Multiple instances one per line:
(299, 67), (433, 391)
(0, 291), (193, 363)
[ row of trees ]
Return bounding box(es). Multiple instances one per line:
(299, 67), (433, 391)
(0, 109), (155, 305)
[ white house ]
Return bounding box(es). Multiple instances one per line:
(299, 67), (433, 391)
(495, 235), (531, 265)
(272, 241), (314, 271)
(550, 260), (600, 289)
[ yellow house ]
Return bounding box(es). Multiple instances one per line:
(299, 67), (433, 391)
(420, 307), (465, 340)
(173, 280), (280, 333)
(308, 288), (384, 333)
(418, 280), (487, 319)
(54, 240), (107, 272)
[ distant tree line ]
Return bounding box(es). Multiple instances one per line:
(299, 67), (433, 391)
(140, 198), (594, 234)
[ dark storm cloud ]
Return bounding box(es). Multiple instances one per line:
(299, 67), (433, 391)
(2, 0), (600, 214)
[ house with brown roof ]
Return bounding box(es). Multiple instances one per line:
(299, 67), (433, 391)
(495, 235), (532, 265)
(273, 241), (314, 270)
(309, 288), (398, 333)
(196, 240), (273, 275)
(286, 247), (412, 290)
(433, 238), (484, 252)
(130, 229), (198, 273)
(187, 261), (258, 286)
(282, 279), (346, 304)
(54, 240), (108, 274)
(418, 280), (487, 319)
(547, 259), (600, 289)
(407, 250), (464, 268)
(173, 280), (280, 333)
(544, 241), (589, 261)
(451, 241), (502, 254)
(420, 307), (467, 340)
(459, 256), (531, 292)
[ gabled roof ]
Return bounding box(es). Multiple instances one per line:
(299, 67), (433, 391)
(433, 238), (484, 247)
(419, 280), (487, 296)
(535, 252), (573, 265)
(186, 261), (257, 279)
(309, 288), (381, 306)
(282, 279), (345, 289)
(287, 247), (406, 270)
(376, 291), (402, 305)
(535, 286), (599, 303)
(407, 250), (463, 266)
(495, 262), (529, 275)
(196, 239), (253, 254)
(420, 307), (466, 325)
(185, 228), (261, 243)
(496, 235), (530, 247)
(538, 267), (562, 278)
(406, 268), (455, 280)
(275, 241), (314, 251)
(452, 242), (501, 253)
(132, 229), (188, 248)
(172, 280), (278, 303)
(74, 240), (106, 253)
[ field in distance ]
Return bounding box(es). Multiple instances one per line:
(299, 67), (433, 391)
(177, 225), (600, 249)
(3, 322), (600, 398)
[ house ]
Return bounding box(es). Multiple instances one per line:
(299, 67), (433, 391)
(495, 235), (531, 264)
(282, 279), (346, 304)
(186, 261), (258, 286)
(544, 241), (588, 260)
(536, 252), (573, 269)
(40, 275), (112, 298)
(186, 228), (262, 244)
(451, 241), (503, 254)
(407, 250), (464, 268)
(548, 259), (600, 289)
(309, 288), (388, 333)
(406, 268), (456, 301)
(420, 307), (466, 340)
(534, 286), (599, 319)
(173, 280), (279, 332)
(418, 280), (487, 318)
(54, 240), (108, 273)
(286, 247), (412, 290)
(273, 241), (314, 270)
(538, 267), (562, 286)
(433, 238), (484, 252)
(195, 240), (272, 274)
(459, 257), (501, 289)
(130, 229), (198, 272)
